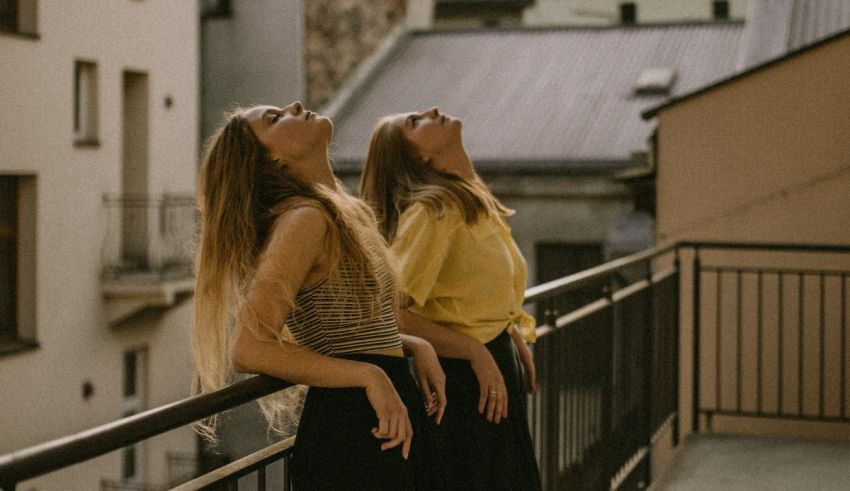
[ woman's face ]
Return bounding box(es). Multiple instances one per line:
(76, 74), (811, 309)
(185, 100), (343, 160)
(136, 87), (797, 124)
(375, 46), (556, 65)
(394, 107), (462, 164)
(245, 101), (332, 165)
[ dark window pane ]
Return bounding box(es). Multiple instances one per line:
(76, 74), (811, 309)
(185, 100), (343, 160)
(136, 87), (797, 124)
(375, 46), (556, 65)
(620, 2), (636, 24)
(122, 445), (136, 479)
(535, 243), (604, 324)
(713, 0), (730, 20)
(124, 351), (137, 397)
(0, 0), (17, 33)
(0, 177), (17, 341)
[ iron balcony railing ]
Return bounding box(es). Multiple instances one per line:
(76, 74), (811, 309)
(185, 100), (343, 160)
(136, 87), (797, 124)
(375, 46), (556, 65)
(101, 194), (197, 279)
(1, 242), (847, 490)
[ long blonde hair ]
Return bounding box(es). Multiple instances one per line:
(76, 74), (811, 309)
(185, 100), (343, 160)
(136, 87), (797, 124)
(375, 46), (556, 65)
(360, 116), (512, 241)
(193, 108), (394, 440)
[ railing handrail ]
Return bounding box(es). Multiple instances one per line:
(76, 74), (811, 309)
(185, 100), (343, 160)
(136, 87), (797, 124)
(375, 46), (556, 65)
(524, 242), (677, 302)
(524, 240), (850, 304)
(4, 240), (848, 487)
(677, 241), (850, 253)
(0, 376), (291, 487)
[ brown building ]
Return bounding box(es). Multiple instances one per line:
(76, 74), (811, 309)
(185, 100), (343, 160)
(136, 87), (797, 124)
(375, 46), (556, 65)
(641, 26), (850, 481)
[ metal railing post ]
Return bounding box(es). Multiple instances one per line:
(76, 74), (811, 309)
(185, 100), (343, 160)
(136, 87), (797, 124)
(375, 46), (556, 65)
(691, 247), (702, 434)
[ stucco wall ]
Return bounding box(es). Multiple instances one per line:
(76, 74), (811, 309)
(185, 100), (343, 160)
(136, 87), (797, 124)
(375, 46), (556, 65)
(655, 34), (850, 246)
(0, 1), (199, 488)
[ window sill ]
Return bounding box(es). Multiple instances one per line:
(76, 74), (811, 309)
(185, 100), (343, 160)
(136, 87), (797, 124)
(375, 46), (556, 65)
(0, 30), (40, 40)
(74, 138), (101, 148)
(0, 338), (40, 358)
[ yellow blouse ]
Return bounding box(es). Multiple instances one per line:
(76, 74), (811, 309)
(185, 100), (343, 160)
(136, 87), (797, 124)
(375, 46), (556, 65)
(392, 202), (537, 345)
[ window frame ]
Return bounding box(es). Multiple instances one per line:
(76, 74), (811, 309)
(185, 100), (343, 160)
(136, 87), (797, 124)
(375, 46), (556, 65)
(0, 176), (19, 344)
(73, 60), (100, 147)
(0, 0), (39, 39)
(0, 175), (38, 357)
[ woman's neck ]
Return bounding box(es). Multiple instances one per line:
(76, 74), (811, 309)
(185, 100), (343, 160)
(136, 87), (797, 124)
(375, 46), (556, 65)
(430, 144), (475, 181)
(293, 152), (338, 190)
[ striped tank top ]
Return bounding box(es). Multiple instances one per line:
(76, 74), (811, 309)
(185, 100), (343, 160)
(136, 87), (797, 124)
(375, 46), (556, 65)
(285, 258), (403, 356)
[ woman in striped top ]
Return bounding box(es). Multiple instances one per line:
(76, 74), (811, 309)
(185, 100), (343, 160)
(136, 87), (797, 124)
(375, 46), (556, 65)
(192, 101), (446, 490)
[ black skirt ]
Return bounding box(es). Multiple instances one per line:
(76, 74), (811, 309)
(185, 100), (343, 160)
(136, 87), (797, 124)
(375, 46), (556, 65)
(291, 354), (445, 490)
(437, 329), (542, 491)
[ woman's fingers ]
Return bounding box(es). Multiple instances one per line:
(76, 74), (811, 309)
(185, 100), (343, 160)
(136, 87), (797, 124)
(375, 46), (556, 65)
(434, 386), (447, 425)
(481, 383), (510, 423)
(378, 414), (413, 460)
(402, 418), (413, 459)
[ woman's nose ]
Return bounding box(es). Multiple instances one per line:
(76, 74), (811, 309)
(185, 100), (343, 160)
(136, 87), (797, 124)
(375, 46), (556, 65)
(427, 107), (440, 117)
(284, 101), (303, 115)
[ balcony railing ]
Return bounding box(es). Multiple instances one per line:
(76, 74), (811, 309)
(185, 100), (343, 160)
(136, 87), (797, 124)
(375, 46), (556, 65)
(101, 194), (197, 279)
(1, 241), (847, 490)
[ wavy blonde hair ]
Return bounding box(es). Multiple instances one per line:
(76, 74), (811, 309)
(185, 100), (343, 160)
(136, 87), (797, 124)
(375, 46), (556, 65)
(360, 116), (512, 241)
(193, 108), (395, 441)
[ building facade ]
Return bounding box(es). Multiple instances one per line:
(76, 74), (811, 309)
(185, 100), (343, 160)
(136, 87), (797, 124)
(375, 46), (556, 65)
(645, 29), (850, 444)
(0, 1), (199, 488)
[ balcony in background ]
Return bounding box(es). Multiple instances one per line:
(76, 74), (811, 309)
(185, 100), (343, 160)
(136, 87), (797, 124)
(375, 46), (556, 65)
(101, 194), (196, 325)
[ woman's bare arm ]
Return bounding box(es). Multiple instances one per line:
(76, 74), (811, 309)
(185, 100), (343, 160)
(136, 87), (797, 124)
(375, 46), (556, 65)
(397, 308), (509, 423)
(231, 206), (412, 456)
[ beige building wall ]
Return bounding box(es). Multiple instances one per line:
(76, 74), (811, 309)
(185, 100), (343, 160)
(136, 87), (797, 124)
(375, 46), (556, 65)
(654, 34), (850, 246)
(525, 0), (748, 26)
(650, 32), (850, 450)
(0, 1), (199, 489)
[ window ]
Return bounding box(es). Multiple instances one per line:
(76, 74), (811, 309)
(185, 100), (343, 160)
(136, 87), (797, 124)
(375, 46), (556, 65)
(0, 177), (18, 343)
(619, 2), (636, 25)
(0, 0), (17, 32)
(535, 242), (604, 324)
(74, 61), (99, 145)
(0, 0), (38, 36)
(201, 0), (231, 18)
(0, 175), (35, 355)
(713, 0), (730, 20)
(122, 348), (146, 481)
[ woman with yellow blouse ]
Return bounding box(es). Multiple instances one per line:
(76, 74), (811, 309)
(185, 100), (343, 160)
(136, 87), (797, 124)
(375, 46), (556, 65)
(361, 107), (542, 490)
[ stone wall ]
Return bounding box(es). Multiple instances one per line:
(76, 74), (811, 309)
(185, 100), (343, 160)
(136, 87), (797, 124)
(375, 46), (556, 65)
(304, 0), (405, 109)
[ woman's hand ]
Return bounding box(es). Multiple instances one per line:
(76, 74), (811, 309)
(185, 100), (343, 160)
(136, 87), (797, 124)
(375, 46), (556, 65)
(406, 335), (447, 424)
(513, 333), (537, 394)
(469, 344), (509, 424)
(364, 365), (413, 459)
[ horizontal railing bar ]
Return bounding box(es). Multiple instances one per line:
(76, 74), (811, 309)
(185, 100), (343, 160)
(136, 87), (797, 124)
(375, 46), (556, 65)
(0, 376), (292, 486)
(702, 410), (849, 423)
(171, 437), (295, 491)
(524, 243), (676, 302)
(702, 266), (850, 276)
(678, 241), (850, 253)
(524, 241), (850, 304)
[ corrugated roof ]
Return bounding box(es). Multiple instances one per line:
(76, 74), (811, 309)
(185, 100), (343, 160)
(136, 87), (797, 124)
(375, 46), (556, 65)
(329, 23), (743, 172)
(643, 27), (850, 119)
(736, 0), (850, 69)
(787, 0), (850, 50)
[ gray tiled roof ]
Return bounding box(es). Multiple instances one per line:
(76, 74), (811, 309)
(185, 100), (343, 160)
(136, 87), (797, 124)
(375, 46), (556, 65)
(329, 23), (743, 172)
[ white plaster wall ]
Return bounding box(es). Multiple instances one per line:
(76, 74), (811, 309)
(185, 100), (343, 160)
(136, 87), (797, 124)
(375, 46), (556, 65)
(524, 0), (749, 26)
(0, 0), (198, 488)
